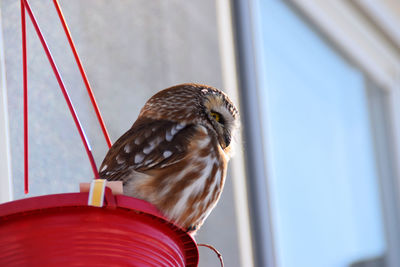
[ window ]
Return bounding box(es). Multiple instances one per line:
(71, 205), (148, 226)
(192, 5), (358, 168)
(233, 0), (400, 266)
(258, 1), (385, 266)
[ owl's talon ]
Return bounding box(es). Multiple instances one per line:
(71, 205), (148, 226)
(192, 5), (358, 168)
(187, 225), (197, 232)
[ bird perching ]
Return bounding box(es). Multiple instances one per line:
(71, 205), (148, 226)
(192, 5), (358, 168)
(99, 83), (239, 234)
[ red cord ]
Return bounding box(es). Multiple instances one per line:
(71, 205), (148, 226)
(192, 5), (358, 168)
(22, 0), (100, 179)
(21, 0), (29, 194)
(52, 0), (112, 149)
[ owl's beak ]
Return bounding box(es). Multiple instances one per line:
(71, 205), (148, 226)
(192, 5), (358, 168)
(223, 133), (231, 148)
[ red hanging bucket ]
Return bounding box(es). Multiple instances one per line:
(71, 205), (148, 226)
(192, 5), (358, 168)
(0, 190), (199, 267)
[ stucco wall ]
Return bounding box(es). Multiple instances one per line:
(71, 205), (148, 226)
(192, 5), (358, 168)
(1, 0), (240, 266)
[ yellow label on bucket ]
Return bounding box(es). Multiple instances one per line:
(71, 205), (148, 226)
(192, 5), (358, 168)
(88, 179), (107, 207)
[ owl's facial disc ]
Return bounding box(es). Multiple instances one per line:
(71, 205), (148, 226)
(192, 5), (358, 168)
(203, 94), (237, 150)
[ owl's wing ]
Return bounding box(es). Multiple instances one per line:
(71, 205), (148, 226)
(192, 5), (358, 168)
(99, 117), (205, 182)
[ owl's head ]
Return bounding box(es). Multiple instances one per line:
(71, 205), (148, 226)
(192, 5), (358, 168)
(139, 83), (239, 152)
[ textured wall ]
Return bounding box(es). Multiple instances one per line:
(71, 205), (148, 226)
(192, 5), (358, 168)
(1, 0), (240, 266)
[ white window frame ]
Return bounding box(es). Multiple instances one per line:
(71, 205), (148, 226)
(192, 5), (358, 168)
(0, 4), (13, 204)
(231, 0), (400, 266)
(216, 1), (256, 267)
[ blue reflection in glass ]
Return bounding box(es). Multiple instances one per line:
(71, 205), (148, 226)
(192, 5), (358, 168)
(256, 1), (386, 267)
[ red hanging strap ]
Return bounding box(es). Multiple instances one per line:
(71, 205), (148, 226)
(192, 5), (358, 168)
(52, 0), (112, 149)
(21, 0), (28, 194)
(21, 0), (100, 188)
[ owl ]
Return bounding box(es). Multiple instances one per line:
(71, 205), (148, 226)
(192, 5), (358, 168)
(99, 83), (239, 234)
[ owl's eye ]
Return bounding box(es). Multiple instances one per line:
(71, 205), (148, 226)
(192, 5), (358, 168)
(210, 111), (225, 125)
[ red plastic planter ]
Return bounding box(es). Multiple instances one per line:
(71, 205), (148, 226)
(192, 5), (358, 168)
(0, 191), (199, 266)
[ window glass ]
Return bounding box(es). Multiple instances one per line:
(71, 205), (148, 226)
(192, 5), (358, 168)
(256, 1), (386, 266)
